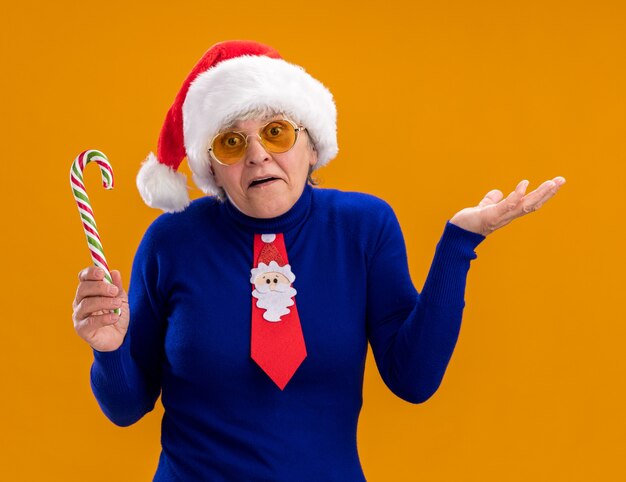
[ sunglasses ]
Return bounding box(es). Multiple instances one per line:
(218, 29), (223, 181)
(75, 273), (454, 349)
(207, 118), (306, 166)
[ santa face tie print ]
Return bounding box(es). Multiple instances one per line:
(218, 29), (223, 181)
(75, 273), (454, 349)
(251, 259), (297, 322)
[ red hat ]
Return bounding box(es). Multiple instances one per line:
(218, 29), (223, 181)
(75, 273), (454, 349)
(136, 40), (338, 212)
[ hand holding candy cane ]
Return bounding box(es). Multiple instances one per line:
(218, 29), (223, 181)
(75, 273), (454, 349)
(70, 150), (129, 352)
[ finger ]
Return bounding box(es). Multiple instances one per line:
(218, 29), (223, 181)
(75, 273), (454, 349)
(478, 189), (504, 207)
(74, 280), (119, 309)
(110, 270), (128, 300)
(75, 311), (121, 334)
(494, 180), (529, 217)
(520, 180), (557, 213)
(74, 296), (123, 323)
(78, 266), (106, 282)
(515, 179), (530, 196)
(521, 177), (565, 213)
(508, 179), (530, 204)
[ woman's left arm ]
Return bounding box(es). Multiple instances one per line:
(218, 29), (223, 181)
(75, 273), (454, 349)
(366, 177), (565, 403)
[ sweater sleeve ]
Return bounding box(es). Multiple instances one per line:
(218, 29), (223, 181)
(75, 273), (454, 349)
(366, 207), (485, 404)
(90, 225), (167, 426)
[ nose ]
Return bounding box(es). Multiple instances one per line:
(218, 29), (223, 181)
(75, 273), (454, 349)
(244, 136), (271, 165)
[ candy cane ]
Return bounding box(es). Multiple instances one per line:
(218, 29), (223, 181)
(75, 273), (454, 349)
(70, 149), (120, 314)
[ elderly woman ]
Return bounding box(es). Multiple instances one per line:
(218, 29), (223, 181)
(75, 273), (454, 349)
(72, 41), (564, 481)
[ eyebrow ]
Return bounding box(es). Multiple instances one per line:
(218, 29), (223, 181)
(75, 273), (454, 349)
(223, 113), (283, 131)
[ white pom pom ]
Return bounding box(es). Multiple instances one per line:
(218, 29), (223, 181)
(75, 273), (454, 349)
(136, 153), (190, 212)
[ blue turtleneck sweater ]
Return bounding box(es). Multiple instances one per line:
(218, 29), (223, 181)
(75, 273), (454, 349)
(90, 185), (485, 481)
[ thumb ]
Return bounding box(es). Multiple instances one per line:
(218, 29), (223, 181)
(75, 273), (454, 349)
(110, 270), (128, 299)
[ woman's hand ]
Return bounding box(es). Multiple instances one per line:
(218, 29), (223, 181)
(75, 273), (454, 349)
(449, 176), (566, 236)
(72, 267), (130, 352)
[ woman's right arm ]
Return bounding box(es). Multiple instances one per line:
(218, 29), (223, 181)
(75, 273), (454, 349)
(73, 233), (166, 426)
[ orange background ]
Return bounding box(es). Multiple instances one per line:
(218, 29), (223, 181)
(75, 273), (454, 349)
(1, 0), (625, 480)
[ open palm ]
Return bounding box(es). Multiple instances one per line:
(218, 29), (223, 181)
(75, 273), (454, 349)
(450, 177), (566, 236)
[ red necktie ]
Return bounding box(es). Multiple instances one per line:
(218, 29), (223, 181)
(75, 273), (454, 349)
(250, 233), (307, 389)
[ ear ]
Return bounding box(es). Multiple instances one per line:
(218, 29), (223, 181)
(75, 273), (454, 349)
(209, 162), (223, 188)
(308, 146), (318, 168)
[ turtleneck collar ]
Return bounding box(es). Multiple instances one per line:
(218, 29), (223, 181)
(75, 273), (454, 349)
(220, 184), (314, 234)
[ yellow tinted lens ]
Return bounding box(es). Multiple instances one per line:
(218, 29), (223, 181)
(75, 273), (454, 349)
(260, 121), (297, 153)
(212, 132), (246, 164)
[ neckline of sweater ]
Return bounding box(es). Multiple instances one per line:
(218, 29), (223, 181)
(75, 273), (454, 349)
(220, 184), (314, 234)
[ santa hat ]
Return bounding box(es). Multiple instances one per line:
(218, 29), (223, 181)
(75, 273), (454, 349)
(137, 40), (338, 212)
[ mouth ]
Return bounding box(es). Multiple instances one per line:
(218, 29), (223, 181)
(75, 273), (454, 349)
(249, 177), (280, 188)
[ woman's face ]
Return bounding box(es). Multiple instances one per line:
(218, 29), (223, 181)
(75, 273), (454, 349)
(210, 116), (317, 219)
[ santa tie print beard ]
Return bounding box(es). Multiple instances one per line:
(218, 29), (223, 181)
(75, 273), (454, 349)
(250, 261), (297, 322)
